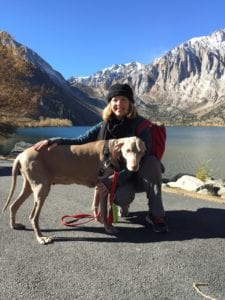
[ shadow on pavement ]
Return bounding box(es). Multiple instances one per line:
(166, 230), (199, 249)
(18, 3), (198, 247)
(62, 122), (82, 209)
(31, 207), (225, 243)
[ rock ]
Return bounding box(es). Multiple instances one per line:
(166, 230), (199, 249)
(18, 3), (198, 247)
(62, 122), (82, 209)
(196, 184), (220, 196)
(10, 141), (32, 156)
(218, 187), (225, 197)
(197, 189), (209, 195)
(166, 174), (225, 198)
(170, 173), (194, 182)
(166, 175), (204, 192)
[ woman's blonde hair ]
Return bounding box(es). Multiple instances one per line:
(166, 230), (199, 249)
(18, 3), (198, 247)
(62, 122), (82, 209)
(102, 101), (138, 122)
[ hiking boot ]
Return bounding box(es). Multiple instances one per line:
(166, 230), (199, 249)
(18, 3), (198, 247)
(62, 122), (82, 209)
(146, 214), (168, 233)
(120, 205), (130, 217)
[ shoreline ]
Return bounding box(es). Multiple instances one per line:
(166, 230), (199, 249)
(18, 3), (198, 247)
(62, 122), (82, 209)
(0, 156), (14, 160)
(1, 122), (225, 132)
(162, 185), (225, 204)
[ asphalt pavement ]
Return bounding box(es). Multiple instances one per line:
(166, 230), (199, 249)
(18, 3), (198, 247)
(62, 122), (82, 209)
(1, 160), (225, 300)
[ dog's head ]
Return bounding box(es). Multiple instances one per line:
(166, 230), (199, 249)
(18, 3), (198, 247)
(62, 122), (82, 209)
(115, 136), (146, 171)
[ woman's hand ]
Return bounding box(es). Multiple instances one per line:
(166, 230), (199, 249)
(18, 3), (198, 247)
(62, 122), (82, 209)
(112, 143), (122, 160)
(33, 140), (58, 151)
(94, 183), (109, 224)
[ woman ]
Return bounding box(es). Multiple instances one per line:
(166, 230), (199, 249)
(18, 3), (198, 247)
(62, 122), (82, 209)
(34, 83), (168, 233)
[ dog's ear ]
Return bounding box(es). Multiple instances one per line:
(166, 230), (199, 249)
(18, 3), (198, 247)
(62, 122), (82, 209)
(136, 139), (146, 153)
(115, 141), (124, 149)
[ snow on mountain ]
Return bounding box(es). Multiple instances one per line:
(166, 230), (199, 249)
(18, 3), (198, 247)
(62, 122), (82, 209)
(188, 29), (225, 48)
(69, 61), (145, 87)
(69, 28), (225, 124)
(2, 28), (225, 125)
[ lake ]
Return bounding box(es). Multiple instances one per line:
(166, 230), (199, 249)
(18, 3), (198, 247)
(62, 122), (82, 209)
(1, 126), (225, 180)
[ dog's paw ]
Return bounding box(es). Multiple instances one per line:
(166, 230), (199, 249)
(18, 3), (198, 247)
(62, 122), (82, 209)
(105, 225), (118, 235)
(11, 223), (26, 230)
(37, 236), (54, 245)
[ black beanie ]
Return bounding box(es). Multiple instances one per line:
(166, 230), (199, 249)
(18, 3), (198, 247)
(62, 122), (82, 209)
(107, 83), (134, 103)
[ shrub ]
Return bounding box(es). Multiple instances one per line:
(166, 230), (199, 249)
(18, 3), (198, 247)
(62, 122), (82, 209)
(0, 122), (17, 137)
(23, 118), (72, 127)
(37, 118), (72, 127)
(195, 164), (211, 181)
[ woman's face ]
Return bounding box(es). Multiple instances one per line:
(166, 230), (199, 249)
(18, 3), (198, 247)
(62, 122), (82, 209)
(110, 96), (130, 119)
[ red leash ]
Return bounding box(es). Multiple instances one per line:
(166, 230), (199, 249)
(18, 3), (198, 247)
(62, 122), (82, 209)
(61, 213), (98, 227)
(60, 170), (119, 227)
(107, 170), (119, 224)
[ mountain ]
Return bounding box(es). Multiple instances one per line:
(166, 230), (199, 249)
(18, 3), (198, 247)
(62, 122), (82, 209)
(69, 62), (145, 100)
(0, 31), (102, 126)
(1, 29), (225, 127)
(70, 29), (225, 125)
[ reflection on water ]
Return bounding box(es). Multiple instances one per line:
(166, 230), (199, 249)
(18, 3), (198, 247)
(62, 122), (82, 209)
(0, 126), (90, 156)
(1, 126), (225, 180)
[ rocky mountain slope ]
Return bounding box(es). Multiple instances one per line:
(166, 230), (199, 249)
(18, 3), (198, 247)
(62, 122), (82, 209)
(70, 29), (225, 125)
(0, 31), (102, 126)
(1, 29), (225, 127)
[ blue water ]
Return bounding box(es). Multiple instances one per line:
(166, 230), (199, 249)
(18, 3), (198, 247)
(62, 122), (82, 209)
(1, 126), (225, 180)
(164, 126), (225, 179)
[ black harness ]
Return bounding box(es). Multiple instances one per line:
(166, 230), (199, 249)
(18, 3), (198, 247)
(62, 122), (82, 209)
(98, 141), (119, 178)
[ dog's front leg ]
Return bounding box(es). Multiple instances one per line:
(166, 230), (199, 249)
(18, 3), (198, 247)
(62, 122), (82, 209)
(91, 187), (101, 221)
(30, 186), (53, 245)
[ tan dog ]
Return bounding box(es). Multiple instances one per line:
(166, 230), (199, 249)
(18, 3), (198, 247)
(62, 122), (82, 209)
(2, 136), (146, 244)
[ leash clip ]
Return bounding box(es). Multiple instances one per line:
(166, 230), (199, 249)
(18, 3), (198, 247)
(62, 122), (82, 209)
(103, 159), (111, 168)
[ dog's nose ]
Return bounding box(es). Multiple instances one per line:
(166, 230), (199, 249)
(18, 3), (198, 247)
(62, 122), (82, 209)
(127, 164), (139, 172)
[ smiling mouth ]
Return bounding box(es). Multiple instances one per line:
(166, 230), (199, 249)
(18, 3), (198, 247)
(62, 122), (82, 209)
(116, 109), (125, 113)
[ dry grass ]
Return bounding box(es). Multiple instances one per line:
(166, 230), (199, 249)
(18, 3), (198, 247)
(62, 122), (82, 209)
(25, 117), (72, 127)
(0, 117), (72, 134)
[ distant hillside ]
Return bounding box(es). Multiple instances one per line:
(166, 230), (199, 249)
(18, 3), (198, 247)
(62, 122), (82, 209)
(0, 31), (102, 126)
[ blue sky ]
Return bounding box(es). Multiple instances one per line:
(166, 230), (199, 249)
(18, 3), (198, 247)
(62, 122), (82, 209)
(1, 0), (225, 79)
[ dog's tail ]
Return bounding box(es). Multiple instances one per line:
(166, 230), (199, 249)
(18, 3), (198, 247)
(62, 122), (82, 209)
(2, 156), (21, 212)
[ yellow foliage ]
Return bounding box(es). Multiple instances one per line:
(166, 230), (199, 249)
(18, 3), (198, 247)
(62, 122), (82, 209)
(34, 118), (72, 127)
(195, 165), (211, 181)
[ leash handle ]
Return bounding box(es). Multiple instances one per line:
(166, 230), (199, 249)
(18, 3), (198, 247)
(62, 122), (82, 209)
(61, 171), (119, 227)
(61, 213), (96, 227)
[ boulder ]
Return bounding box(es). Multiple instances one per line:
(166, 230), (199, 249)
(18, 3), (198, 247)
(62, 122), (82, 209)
(166, 174), (225, 198)
(166, 175), (204, 192)
(10, 141), (32, 156)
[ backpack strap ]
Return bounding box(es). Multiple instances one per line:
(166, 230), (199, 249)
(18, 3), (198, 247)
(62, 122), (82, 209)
(97, 122), (107, 140)
(136, 119), (152, 136)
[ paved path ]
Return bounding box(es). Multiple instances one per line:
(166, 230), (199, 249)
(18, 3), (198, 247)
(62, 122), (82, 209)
(1, 161), (225, 299)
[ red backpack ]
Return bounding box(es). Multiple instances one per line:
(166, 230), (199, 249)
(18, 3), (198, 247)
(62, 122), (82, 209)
(136, 120), (166, 160)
